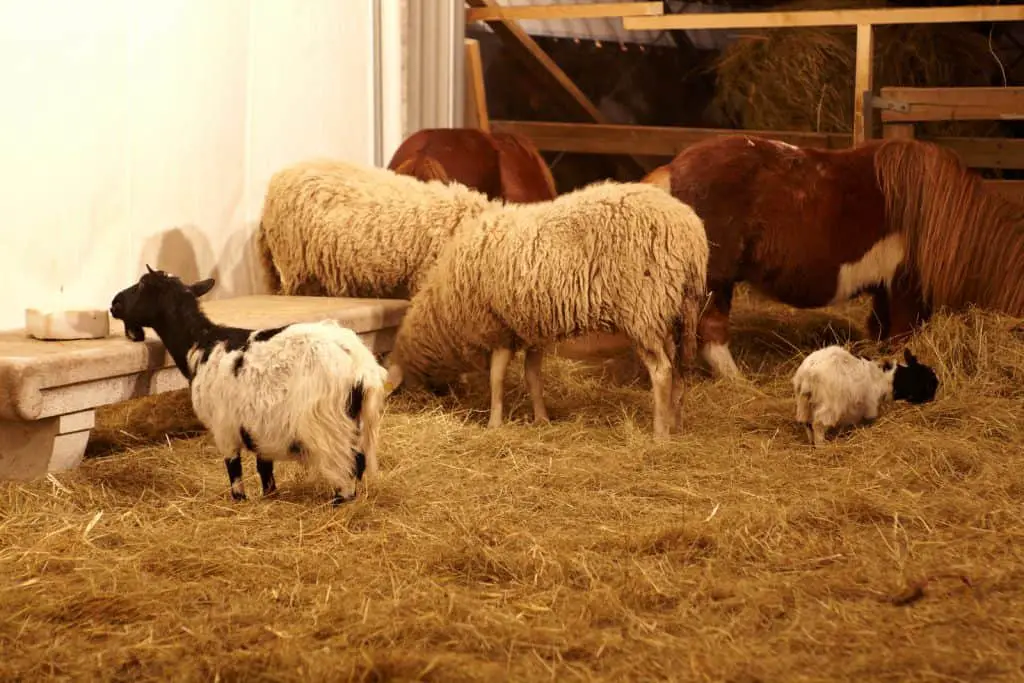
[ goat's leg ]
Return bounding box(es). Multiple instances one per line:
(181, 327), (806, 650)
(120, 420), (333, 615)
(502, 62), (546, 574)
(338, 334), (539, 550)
(639, 345), (675, 438)
(256, 455), (277, 497)
(811, 421), (827, 446)
(523, 347), (550, 424)
(224, 451), (247, 501)
(795, 393), (814, 443)
(488, 346), (514, 428)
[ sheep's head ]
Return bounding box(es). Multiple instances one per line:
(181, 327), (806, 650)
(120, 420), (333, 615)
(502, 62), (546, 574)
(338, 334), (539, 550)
(892, 348), (939, 405)
(110, 265), (215, 341)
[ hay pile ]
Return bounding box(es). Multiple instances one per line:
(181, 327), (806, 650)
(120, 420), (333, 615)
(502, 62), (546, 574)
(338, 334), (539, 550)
(2, 287), (1024, 681)
(710, 0), (1006, 138)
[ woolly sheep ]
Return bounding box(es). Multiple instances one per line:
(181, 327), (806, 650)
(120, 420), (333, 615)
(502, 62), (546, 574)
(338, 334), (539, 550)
(384, 180), (710, 438)
(109, 267), (388, 505)
(792, 346), (939, 446)
(257, 158), (496, 299)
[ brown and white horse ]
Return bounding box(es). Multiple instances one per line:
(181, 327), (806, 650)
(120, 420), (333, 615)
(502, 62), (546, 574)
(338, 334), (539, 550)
(645, 135), (1024, 379)
(387, 127), (558, 204)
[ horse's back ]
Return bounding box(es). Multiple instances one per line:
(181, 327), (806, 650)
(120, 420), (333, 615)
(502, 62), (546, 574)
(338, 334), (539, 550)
(388, 128), (504, 200)
(490, 131), (558, 203)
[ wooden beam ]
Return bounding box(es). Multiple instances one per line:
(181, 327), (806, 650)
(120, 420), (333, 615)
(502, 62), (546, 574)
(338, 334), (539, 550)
(467, 1), (663, 22)
(465, 0), (652, 173)
(491, 121), (1024, 170)
(489, 121), (851, 156)
(879, 87), (1024, 122)
(928, 136), (1024, 170)
(464, 38), (490, 132)
(984, 180), (1024, 204)
(853, 24), (874, 147)
(623, 4), (1024, 30)
(465, 0), (607, 123)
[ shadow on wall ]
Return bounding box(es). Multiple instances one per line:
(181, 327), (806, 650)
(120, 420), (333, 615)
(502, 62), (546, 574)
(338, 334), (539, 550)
(137, 225), (266, 300)
(139, 226), (218, 286)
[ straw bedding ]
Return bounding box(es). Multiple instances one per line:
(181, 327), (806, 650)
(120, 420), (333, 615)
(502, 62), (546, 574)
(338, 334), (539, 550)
(2, 286), (1024, 682)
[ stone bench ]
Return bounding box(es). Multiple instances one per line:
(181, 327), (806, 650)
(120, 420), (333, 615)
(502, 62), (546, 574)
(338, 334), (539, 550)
(0, 295), (409, 481)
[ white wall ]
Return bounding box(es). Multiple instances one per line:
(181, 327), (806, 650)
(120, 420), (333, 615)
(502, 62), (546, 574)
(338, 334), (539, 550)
(0, 0), (390, 331)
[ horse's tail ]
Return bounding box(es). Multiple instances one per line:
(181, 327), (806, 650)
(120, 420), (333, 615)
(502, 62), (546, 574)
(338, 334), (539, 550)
(393, 154), (450, 183)
(255, 220), (283, 294)
(874, 138), (1021, 312)
(641, 164), (673, 193)
(491, 130), (558, 200)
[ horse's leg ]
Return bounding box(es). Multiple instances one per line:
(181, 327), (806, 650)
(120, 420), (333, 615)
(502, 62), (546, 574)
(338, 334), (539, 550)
(868, 270), (931, 342)
(699, 282), (743, 380)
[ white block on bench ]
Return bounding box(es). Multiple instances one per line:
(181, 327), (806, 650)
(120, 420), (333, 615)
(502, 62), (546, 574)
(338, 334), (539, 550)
(0, 295), (409, 481)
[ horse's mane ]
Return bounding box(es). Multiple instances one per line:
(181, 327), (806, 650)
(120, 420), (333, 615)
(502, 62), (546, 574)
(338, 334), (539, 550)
(392, 154), (450, 184)
(490, 130), (558, 199)
(875, 139), (1024, 315)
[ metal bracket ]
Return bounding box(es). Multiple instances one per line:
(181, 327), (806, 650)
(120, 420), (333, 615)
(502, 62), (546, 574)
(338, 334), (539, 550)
(870, 95), (910, 113)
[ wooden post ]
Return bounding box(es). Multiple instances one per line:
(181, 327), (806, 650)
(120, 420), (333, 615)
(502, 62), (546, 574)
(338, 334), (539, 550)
(463, 38), (490, 132)
(853, 23), (874, 146)
(883, 123), (915, 140)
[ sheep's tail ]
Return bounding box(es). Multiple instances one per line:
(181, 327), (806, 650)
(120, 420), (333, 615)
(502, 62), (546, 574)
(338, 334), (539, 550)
(676, 294), (702, 371)
(256, 220), (283, 294)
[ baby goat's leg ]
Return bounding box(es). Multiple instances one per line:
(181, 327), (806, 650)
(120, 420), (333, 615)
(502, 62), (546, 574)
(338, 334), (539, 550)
(488, 346), (514, 428)
(811, 421), (828, 446)
(225, 451), (246, 501)
(795, 392), (814, 444)
(524, 347), (550, 424)
(256, 456), (277, 497)
(639, 345), (674, 438)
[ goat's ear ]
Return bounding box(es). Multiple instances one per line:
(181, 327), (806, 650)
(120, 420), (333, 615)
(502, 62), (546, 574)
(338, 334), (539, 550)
(904, 348), (917, 365)
(190, 278), (216, 298)
(145, 264), (155, 274)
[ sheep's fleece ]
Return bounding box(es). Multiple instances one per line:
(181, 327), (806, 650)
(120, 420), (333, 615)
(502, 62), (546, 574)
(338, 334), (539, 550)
(387, 180), (710, 387)
(258, 158), (496, 299)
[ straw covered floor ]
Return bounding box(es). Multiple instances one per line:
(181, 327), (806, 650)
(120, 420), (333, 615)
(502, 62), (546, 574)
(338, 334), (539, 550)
(2, 287), (1024, 682)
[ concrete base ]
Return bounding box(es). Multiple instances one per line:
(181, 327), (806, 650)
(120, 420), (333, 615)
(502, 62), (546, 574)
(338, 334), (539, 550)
(0, 295), (409, 482)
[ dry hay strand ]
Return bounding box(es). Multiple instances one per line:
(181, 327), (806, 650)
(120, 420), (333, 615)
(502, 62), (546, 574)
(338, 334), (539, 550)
(710, 0), (1006, 138)
(2, 286), (1024, 681)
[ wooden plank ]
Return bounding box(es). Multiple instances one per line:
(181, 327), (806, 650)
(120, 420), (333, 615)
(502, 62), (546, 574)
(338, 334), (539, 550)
(489, 120), (851, 156)
(463, 38), (490, 132)
(623, 5), (1024, 30)
(984, 180), (1024, 203)
(853, 24), (874, 147)
(879, 87), (1024, 122)
(467, 1), (663, 22)
(929, 136), (1024, 170)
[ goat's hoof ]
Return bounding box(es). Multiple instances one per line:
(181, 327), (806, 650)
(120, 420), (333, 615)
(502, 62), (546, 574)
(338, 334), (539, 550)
(230, 492), (248, 502)
(332, 491), (357, 506)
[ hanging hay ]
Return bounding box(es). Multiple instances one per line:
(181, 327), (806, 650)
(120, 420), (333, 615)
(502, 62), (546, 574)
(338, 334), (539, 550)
(711, 0), (1007, 137)
(2, 286), (1024, 681)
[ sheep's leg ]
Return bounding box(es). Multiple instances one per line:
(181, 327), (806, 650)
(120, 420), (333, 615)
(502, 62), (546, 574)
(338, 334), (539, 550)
(488, 346), (514, 429)
(667, 337), (685, 434)
(256, 455), (277, 497)
(524, 347), (550, 424)
(225, 451), (247, 501)
(640, 346), (674, 438)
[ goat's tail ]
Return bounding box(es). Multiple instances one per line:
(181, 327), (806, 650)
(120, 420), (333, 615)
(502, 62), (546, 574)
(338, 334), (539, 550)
(357, 374), (387, 481)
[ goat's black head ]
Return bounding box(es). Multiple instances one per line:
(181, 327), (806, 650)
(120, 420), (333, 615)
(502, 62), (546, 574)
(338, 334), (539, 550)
(110, 265), (216, 341)
(892, 348), (940, 405)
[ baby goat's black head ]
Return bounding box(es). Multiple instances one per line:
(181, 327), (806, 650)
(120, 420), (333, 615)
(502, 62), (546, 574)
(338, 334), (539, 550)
(892, 348), (940, 405)
(110, 265), (216, 341)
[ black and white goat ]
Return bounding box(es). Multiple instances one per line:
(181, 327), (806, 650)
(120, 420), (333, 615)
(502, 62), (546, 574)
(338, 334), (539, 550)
(110, 266), (388, 505)
(792, 346), (939, 446)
